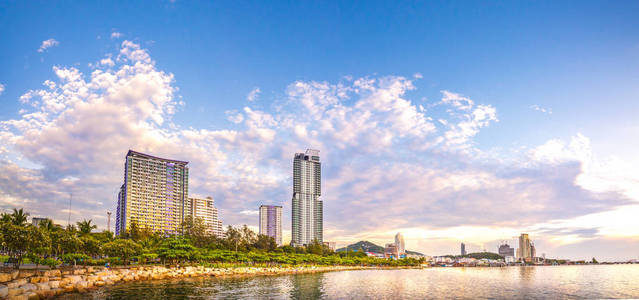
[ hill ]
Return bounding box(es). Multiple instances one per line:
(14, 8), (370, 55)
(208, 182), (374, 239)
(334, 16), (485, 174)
(336, 240), (424, 256)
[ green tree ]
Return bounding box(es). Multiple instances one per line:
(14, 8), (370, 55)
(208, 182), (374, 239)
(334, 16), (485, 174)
(77, 219), (97, 235)
(10, 208), (29, 226)
(182, 216), (210, 248)
(254, 234), (277, 251)
(157, 236), (196, 264)
(224, 226), (243, 252)
(103, 239), (141, 265)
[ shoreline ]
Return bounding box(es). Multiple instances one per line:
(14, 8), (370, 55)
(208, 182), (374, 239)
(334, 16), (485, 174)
(0, 265), (416, 299)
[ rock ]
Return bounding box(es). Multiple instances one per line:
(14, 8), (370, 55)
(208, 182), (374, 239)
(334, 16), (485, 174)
(43, 270), (61, 278)
(86, 267), (94, 273)
(27, 292), (39, 300)
(35, 283), (49, 291)
(94, 281), (105, 287)
(0, 285), (8, 298)
(48, 281), (60, 289)
(20, 283), (37, 293)
(8, 287), (23, 297)
(0, 273), (12, 282)
(11, 270), (19, 280)
(30, 276), (48, 284)
(73, 269), (85, 275)
(18, 271), (35, 279)
(8, 294), (28, 300)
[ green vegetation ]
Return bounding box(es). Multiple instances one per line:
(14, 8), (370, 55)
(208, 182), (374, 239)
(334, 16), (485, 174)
(444, 252), (504, 260)
(336, 241), (424, 256)
(0, 208), (424, 269)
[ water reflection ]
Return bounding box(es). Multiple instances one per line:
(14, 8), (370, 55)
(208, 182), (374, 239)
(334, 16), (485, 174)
(56, 265), (639, 300)
(289, 273), (324, 299)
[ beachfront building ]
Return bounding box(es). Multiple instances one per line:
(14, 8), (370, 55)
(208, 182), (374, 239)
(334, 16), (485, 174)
(395, 232), (406, 256)
(517, 233), (533, 262)
(116, 150), (189, 236)
(186, 196), (224, 238)
(259, 205), (283, 246)
(291, 149), (322, 246)
(499, 243), (515, 257)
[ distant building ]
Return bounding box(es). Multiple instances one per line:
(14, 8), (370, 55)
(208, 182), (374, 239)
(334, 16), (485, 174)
(498, 243), (515, 257)
(384, 243), (399, 259)
(461, 243), (467, 256)
(259, 205), (282, 246)
(323, 242), (336, 251)
(531, 243), (536, 260)
(116, 150), (189, 236)
(505, 256), (516, 264)
(31, 217), (49, 227)
(186, 197), (224, 238)
(517, 233), (533, 262)
(395, 233), (406, 255)
(291, 149), (322, 246)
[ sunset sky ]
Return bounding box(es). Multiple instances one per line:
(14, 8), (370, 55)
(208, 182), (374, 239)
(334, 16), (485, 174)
(1, 1), (639, 261)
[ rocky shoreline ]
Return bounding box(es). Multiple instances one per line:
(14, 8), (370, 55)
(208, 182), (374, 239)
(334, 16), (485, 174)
(0, 265), (377, 299)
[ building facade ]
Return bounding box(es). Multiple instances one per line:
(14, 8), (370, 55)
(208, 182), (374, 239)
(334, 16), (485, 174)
(186, 197), (224, 238)
(259, 205), (283, 246)
(31, 217), (49, 227)
(461, 243), (467, 256)
(384, 243), (399, 259)
(395, 232), (406, 256)
(115, 150), (189, 236)
(517, 233), (533, 262)
(498, 243), (515, 257)
(291, 149), (322, 246)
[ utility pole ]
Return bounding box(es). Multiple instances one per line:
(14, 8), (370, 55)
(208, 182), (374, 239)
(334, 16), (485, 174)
(67, 193), (72, 227)
(107, 211), (112, 233)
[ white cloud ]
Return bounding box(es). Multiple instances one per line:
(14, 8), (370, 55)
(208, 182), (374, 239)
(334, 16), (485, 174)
(111, 32), (123, 39)
(37, 39), (59, 53)
(530, 104), (552, 115)
(0, 83), (5, 95)
(1, 40), (635, 260)
(247, 87), (261, 101)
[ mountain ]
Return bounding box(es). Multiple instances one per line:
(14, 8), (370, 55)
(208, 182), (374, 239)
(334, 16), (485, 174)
(336, 241), (384, 253)
(336, 240), (424, 256)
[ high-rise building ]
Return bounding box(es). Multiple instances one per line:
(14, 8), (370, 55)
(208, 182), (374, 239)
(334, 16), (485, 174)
(461, 243), (467, 256)
(498, 243), (515, 257)
(186, 197), (224, 238)
(395, 233), (406, 255)
(291, 149), (322, 246)
(115, 150), (189, 236)
(517, 233), (533, 262)
(384, 243), (399, 259)
(259, 205), (283, 246)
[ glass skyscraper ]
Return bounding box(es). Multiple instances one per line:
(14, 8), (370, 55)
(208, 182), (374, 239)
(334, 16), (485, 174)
(115, 150), (189, 236)
(291, 149), (322, 246)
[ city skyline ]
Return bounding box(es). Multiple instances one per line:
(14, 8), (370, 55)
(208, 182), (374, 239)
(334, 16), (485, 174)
(1, 1), (639, 261)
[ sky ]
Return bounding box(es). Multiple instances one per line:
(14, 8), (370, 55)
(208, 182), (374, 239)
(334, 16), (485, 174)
(1, 1), (639, 261)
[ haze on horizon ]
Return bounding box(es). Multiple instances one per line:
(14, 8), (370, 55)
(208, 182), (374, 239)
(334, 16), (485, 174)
(0, 1), (638, 261)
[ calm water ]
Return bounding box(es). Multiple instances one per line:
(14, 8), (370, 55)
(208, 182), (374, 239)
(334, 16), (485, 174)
(58, 265), (639, 299)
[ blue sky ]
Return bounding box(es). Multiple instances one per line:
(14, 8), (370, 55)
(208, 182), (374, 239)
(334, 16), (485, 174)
(1, 1), (639, 260)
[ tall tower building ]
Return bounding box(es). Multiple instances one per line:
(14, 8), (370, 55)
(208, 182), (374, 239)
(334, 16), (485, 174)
(395, 232), (406, 255)
(259, 205), (283, 246)
(461, 243), (467, 256)
(115, 150), (189, 236)
(517, 233), (533, 262)
(186, 197), (224, 238)
(291, 149), (322, 246)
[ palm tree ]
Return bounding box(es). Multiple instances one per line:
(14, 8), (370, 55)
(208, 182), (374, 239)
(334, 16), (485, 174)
(10, 208), (29, 226)
(77, 219), (97, 235)
(38, 219), (56, 231)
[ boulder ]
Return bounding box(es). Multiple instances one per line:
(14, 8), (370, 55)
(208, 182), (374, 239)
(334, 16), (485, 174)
(19, 283), (37, 293)
(18, 271), (35, 279)
(8, 287), (23, 297)
(8, 294), (28, 300)
(94, 281), (105, 287)
(35, 283), (49, 291)
(43, 270), (61, 278)
(26, 292), (39, 300)
(0, 285), (8, 298)
(0, 273), (12, 283)
(48, 281), (60, 289)
(30, 277), (48, 284)
(11, 270), (19, 280)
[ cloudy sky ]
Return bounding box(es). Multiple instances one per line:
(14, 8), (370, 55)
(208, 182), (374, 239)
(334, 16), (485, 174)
(1, 1), (639, 261)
